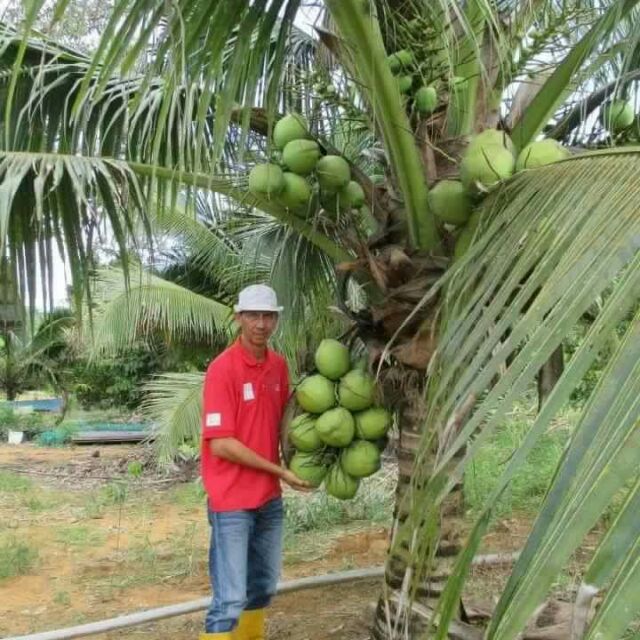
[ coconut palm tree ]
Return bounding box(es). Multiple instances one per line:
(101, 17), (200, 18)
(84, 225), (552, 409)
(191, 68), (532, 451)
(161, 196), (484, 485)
(1, 2), (640, 638)
(0, 310), (75, 402)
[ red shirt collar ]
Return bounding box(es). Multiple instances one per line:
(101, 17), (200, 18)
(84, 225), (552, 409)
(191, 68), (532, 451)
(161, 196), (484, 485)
(234, 338), (270, 367)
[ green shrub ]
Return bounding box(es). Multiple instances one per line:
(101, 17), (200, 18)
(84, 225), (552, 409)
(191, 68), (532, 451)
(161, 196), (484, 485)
(72, 347), (162, 409)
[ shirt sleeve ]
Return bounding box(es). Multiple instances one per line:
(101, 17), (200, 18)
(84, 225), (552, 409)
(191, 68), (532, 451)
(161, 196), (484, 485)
(202, 360), (237, 440)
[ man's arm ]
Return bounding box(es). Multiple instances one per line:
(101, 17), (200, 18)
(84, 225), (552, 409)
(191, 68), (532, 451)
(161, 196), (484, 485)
(210, 437), (312, 491)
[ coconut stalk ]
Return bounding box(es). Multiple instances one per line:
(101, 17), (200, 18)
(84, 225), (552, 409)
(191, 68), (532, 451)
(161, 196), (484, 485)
(325, 0), (440, 251)
(447, 0), (488, 136)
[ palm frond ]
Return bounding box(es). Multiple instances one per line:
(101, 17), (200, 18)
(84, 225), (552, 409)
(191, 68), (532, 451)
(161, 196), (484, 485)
(88, 266), (233, 354)
(388, 149), (640, 638)
(0, 150), (148, 310)
(511, 0), (640, 149)
(143, 372), (204, 464)
(578, 475), (640, 639)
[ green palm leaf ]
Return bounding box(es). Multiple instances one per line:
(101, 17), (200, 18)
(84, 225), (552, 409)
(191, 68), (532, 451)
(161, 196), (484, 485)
(570, 476), (640, 638)
(143, 372), (204, 463)
(388, 149), (640, 638)
(89, 266), (233, 354)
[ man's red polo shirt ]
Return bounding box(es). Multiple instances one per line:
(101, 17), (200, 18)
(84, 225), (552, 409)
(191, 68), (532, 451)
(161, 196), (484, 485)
(201, 340), (290, 512)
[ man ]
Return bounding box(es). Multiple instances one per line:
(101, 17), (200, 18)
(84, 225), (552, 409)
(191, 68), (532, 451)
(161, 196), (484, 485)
(200, 284), (311, 640)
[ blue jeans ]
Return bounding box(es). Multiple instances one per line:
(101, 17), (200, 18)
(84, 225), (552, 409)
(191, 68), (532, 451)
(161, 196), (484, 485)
(205, 497), (284, 633)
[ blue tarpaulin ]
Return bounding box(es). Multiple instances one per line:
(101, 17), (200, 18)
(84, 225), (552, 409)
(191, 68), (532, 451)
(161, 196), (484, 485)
(1, 398), (63, 412)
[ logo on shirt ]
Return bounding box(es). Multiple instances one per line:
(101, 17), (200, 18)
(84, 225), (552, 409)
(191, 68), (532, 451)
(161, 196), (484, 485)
(243, 382), (255, 401)
(205, 413), (222, 427)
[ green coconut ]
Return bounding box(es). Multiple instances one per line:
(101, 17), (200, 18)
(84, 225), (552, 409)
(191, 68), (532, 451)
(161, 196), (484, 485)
(415, 86), (437, 115)
(515, 139), (570, 171)
(282, 139), (322, 176)
(316, 155), (351, 191)
(397, 75), (413, 94)
(460, 144), (515, 190)
(315, 339), (351, 381)
(468, 128), (514, 154)
(387, 49), (414, 73)
(296, 374), (336, 414)
(248, 164), (285, 198)
(273, 113), (308, 150)
(288, 451), (329, 487)
(316, 407), (355, 447)
(340, 440), (381, 478)
(279, 172), (312, 210)
(343, 181), (365, 209)
(288, 413), (323, 452)
(324, 463), (359, 500)
(338, 370), (376, 412)
(428, 180), (472, 226)
(354, 407), (392, 441)
(601, 100), (635, 133)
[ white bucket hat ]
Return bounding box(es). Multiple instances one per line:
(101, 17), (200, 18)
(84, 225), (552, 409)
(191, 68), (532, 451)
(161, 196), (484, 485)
(234, 284), (283, 313)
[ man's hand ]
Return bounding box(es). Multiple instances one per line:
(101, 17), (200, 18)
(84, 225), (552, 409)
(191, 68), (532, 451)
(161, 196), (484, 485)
(280, 468), (314, 492)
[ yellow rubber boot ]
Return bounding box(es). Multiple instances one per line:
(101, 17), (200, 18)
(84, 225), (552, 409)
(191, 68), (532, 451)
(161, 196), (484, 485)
(235, 608), (266, 640)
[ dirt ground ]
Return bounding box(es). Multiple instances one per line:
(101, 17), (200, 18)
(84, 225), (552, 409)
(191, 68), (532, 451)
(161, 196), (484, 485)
(0, 443), (549, 640)
(0, 443), (392, 639)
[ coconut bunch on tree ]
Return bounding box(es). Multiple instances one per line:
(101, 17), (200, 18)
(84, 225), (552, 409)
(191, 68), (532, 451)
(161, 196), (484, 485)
(285, 338), (392, 500)
(248, 113), (365, 221)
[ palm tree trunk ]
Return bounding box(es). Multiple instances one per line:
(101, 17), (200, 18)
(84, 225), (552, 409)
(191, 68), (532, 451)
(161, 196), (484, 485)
(537, 346), (564, 411)
(372, 366), (466, 639)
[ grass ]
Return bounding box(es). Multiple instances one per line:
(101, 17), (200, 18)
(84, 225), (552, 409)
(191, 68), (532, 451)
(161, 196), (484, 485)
(463, 404), (575, 517)
(0, 472), (63, 514)
(0, 471), (33, 493)
(53, 590), (71, 607)
(0, 537), (38, 579)
(22, 495), (48, 512)
(168, 479), (207, 508)
(283, 465), (396, 560)
(55, 525), (107, 548)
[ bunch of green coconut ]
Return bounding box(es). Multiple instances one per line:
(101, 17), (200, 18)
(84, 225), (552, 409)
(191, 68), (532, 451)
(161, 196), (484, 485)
(286, 339), (391, 500)
(386, 48), (439, 116)
(248, 113), (365, 220)
(433, 98), (637, 260)
(426, 128), (571, 260)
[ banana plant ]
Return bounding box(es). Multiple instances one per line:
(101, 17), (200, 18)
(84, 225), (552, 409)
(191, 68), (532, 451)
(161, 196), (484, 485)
(1, 1), (640, 638)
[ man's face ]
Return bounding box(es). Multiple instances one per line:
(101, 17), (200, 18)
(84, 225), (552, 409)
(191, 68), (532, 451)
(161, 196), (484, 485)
(235, 311), (278, 348)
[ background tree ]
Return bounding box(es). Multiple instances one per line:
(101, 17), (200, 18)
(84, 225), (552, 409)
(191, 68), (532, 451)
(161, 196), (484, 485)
(0, 310), (75, 402)
(1, 2), (640, 638)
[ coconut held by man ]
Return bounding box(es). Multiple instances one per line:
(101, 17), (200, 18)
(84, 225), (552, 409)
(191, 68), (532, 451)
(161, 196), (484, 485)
(286, 338), (392, 501)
